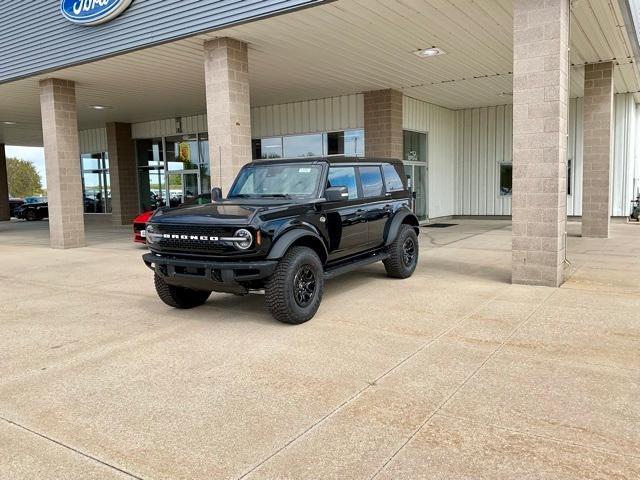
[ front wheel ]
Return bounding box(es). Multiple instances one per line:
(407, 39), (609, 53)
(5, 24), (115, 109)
(25, 210), (38, 221)
(384, 224), (419, 278)
(265, 246), (324, 324)
(154, 273), (211, 309)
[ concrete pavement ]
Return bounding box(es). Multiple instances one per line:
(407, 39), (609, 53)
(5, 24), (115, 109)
(0, 218), (638, 479)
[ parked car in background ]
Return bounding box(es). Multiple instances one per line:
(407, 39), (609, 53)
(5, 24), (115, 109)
(9, 198), (24, 217)
(16, 197), (48, 221)
(24, 196), (48, 204)
(133, 193), (212, 243)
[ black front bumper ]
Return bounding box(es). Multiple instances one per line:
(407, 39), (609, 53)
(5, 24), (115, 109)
(143, 253), (277, 294)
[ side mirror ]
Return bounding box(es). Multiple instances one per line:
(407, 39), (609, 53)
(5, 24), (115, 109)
(325, 186), (349, 202)
(211, 187), (223, 202)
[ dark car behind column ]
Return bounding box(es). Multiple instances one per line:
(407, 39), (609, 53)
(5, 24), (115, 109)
(9, 198), (24, 217)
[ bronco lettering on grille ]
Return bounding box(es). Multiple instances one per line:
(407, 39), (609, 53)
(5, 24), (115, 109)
(162, 234), (219, 241)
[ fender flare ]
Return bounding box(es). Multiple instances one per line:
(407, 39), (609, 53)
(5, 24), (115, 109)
(384, 209), (420, 246)
(266, 228), (329, 262)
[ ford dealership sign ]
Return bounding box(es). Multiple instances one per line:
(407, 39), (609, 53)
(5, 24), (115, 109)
(60, 0), (134, 26)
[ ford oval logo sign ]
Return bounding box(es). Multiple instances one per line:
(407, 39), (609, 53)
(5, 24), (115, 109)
(60, 0), (134, 26)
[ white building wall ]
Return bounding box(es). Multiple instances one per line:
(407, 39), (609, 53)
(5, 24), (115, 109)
(251, 94), (364, 138)
(402, 96), (457, 219)
(454, 104), (513, 216)
(128, 95), (363, 139)
(612, 94), (637, 217)
(82, 92), (637, 219)
(79, 127), (107, 154)
(567, 98), (584, 216)
(454, 94), (637, 217)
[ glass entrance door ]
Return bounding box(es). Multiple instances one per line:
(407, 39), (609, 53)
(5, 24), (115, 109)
(403, 130), (428, 223)
(166, 171), (200, 207)
(404, 163), (428, 222)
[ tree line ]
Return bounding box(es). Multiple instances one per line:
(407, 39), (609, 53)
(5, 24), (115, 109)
(6, 158), (43, 198)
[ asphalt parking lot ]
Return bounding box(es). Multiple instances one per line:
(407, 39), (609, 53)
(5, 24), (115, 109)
(1, 218), (639, 479)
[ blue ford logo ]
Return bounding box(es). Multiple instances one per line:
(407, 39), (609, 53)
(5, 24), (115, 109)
(60, 0), (134, 26)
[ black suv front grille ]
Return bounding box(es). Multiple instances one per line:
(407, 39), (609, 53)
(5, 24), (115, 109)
(154, 224), (238, 254)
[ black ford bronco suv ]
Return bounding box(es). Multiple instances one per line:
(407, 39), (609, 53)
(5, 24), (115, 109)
(143, 157), (419, 324)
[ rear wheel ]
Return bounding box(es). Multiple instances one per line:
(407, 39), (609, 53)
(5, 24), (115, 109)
(154, 273), (211, 309)
(384, 224), (419, 278)
(265, 246), (324, 324)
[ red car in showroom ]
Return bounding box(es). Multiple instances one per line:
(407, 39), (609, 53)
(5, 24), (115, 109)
(133, 193), (211, 243)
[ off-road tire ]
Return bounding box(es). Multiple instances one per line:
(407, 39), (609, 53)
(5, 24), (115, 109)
(384, 224), (419, 279)
(265, 246), (324, 324)
(154, 273), (211, 309)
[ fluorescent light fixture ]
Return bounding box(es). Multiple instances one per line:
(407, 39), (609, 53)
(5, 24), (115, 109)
(413, 47), (446, 58)
(90, 105), (111, 110)
(2, 121), (17, 125)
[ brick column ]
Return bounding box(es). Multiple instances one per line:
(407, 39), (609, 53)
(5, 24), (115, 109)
(512, 0), (569, 287)
(40, 78), (85, 249)
(107, 123), (139, 225)
(204, 37), (252, 194)
(363, 89), (403, 159)
(582, 62), (614, 238)
(0, 144), (9, 221)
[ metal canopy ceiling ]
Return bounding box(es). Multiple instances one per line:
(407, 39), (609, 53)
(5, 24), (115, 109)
(0, 0), (638, 147)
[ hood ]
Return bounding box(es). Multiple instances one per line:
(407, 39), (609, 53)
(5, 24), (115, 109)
(149, 198), (295, 226)
(133, 210), (154, 223)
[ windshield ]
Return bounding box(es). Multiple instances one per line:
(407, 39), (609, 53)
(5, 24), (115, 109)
(228, 164), (322, 199)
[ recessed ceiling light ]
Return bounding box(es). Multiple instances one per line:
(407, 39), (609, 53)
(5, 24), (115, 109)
(90, 105), (111, 110)
(413, 47), (446, 58)
(2, 121), (17, 125)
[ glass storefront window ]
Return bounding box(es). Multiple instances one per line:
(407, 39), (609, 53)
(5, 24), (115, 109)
(253, 129), (364, 160)
(283, 134), (323, 158)
(500, 163), (513, 196)
(344, 129), (364, 156)
(199, 133), (211, 194)
(403, 130), (427, 162)
(81, 153), (111, 213)
(137, 138), (165, 211)
(136, 134), (212, 211)
(255, 137), (283, 159)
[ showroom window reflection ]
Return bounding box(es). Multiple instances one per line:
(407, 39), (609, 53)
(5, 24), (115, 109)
(252, 129), (364, 159)
(135, 133), (210, 211)
(81, 153), (111, 214)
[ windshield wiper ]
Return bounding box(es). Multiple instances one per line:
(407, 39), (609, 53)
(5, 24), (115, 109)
(228, 194), (253, 198)
(260, 194), (292, 199)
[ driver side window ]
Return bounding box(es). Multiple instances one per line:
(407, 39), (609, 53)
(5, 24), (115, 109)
(327, 167), (359, 200)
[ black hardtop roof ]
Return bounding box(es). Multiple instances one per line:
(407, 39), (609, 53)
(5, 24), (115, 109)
(247, 156), (403, 167)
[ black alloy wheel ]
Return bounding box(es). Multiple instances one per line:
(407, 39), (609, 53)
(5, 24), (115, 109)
(383, 224), (419, 279)
(293, 265), (317, 308)
(402, 237), (417, 267)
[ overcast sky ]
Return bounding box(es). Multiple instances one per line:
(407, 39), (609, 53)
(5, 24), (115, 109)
(5, 146), (47, 188)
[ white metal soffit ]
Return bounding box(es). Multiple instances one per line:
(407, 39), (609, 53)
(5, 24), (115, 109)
(0, 0), (639, 147)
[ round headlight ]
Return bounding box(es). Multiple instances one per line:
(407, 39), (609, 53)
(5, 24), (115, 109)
(146, 224), (156, 244)
(234, 228), (253, 250)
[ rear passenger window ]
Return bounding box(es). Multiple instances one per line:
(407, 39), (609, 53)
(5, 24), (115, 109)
(359, 166), (384, 198)
(328, 167), (359, 200)
(382, 164), (404, 192)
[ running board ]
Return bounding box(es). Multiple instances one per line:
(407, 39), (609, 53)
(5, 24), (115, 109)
(323, 251), (389, 280)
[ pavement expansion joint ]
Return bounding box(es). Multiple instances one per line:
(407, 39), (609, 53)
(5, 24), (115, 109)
(368, 288), (560, 479)
(434, 412), (640, 461)
(236, 284), (514, 480)
(0, 415), (145, 480)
